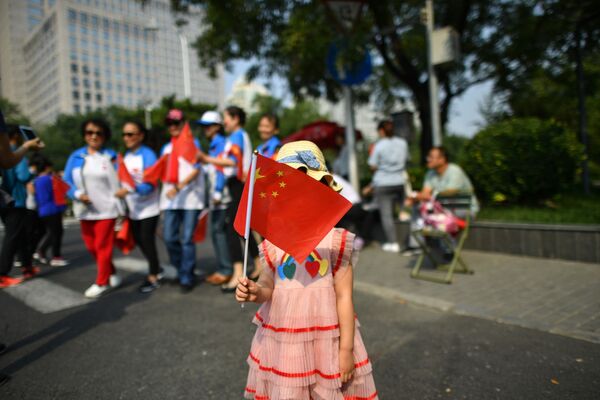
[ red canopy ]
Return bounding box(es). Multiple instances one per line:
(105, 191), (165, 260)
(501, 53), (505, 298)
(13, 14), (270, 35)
(282, 120), (362, 149)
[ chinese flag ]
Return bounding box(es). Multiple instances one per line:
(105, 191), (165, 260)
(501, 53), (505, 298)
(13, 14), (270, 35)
(234, 154), (351, 263)
(165, 122), (197, 183)
(115, 218), (135, 254)
(143, 154), (168, 185)
(52, 175), (70, 206)
(117, 154), (136, 189)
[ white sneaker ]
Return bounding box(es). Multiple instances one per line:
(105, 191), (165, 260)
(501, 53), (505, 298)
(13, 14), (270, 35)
(382, 243), (400, 253)
(49, 257), (69, 267)
(33, 252), (48, 264)
(84, 284), (110, 298)
(109, 274), (122, 288)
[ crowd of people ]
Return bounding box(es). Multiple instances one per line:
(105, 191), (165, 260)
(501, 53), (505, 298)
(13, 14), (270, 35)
(1, 106), (478, 298)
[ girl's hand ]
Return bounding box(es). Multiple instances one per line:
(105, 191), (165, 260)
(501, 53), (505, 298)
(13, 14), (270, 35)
(339, 349), (355, 384)
(166, 187), (178, 199)
(79, 194), (92, 204)
(235, 277), (259, 303)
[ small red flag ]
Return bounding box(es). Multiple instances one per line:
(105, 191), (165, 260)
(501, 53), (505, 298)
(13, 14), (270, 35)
(166, 122), (197, 183)
(192, 209), (209, 243)
(117, 154), (136, 189)
(234, 155), (351, 263)
(143, 154), (168, 185)
(51, 175), (70, 206)
(115, 218), (135, 254)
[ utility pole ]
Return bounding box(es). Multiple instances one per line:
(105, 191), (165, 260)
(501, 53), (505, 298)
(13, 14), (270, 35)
(423, 0), (442, 146)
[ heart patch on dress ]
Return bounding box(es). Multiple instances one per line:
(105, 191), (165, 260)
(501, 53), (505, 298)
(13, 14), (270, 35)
(305, 261), (319, 277)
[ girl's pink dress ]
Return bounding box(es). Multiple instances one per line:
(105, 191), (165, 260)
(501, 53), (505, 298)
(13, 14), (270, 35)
(244, 228), (378, 400)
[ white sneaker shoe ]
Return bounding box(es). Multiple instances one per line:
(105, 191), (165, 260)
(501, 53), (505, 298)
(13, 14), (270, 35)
(49, 257), (69, 267)
(109, 274), (122, 288)
(382, 243), (400, 253)
(84, 284), (110, 298)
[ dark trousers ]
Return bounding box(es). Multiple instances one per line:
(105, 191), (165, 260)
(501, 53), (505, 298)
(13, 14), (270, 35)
(226, 177), (258, 264)
(37, 213), (64, 258)
(0, 208), (32, 275)
(130, 216), (161, 276)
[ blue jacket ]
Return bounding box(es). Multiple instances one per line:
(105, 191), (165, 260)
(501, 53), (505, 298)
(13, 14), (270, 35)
(34, 175), (67, 217)
(63, 146), (118, 200)
(0, 148), (31, 208)
(257, 136), (282, 159)
(209, 134), (227, 195)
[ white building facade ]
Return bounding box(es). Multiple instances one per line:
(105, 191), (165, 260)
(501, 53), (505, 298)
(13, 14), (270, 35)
(0, 0), (224, 124)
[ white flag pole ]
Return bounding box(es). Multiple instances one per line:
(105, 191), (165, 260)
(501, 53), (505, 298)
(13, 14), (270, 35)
(241, 151), (258, 309)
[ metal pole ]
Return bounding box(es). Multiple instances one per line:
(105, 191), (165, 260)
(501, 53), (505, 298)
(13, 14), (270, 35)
(144, 105), (152, 130)
(425, 0), (442, 146)
(343, 86), (360, 192)
(575, 26), (590, 195)
(178, 33), (192, 98)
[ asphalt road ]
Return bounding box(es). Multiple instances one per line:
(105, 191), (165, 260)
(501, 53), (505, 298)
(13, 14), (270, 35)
(0, 225), (598, 399)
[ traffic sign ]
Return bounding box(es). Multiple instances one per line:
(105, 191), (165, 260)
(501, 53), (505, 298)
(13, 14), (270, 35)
(326, 42), (372, 86)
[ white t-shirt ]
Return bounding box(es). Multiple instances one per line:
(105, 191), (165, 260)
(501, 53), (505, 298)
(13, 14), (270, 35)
(159, 142), (205, 211)
(123, 150), (160, 220)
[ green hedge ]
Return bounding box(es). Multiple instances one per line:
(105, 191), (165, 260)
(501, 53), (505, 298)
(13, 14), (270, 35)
(462, 118), (582, 204)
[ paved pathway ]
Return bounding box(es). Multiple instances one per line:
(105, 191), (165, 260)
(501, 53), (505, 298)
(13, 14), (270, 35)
(354, 247), (600, 344)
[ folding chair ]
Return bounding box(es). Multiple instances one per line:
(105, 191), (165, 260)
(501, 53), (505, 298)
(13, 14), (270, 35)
(410, 194), (474, 284)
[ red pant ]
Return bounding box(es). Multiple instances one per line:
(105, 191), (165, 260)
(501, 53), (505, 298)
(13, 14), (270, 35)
(80, 219), (116, 286)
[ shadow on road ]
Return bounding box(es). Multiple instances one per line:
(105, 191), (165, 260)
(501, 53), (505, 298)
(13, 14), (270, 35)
(2, 289), (148, 375)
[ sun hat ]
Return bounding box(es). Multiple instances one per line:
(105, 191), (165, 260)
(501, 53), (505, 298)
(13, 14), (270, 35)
(197, 111), (223, 126)
(165, 109), (184, 124)
(276, 140), (343, 192)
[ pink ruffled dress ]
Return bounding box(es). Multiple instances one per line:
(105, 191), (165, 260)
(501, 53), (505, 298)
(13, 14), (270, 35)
(244, 228), (378, 400)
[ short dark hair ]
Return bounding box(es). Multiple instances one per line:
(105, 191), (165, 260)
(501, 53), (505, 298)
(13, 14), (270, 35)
(377, 120), (394, 137)
(81, 118), (112, 141)
(225, 106), (246, 126)
(430, 146), (450, 162)
(30, 153), (53, 172)
(259, 113), (279, 129)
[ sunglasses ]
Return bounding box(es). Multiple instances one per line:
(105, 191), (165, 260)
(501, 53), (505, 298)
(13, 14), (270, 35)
(122, 132), (139, 137)
(165, 120), (180, 127)
(85, 130), (104, 137)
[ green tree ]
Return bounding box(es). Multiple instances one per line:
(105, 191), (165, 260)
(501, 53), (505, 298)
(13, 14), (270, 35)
(0, 97), (31, 125)
(171, 0), (503, 162)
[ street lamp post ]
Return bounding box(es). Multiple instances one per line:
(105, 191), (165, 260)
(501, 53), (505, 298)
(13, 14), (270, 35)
(178, 32), (192, 99)
(423, 0), (442, 147)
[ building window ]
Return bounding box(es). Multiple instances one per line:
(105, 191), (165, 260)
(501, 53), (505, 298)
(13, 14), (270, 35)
(82, 65), (89, 75)
(85, 105), (91, 113)
(84, 92), (91, 101)
(83, 79), (90, 88)
(72, 91), (79, 100)
(81, 25), (88, 35)
(95, 81), (101, 89)
(93, 68), (100, 77)
(96, 94), (102, 102)
(91, 15), (98, 26)
(71, 76), (79, 86)
(68, 9), (77, 22)
(106, 81), (112, 90)
(80, 12), (88, 24)
(74, 104), (81, 113)
(70, 63), (78, 73)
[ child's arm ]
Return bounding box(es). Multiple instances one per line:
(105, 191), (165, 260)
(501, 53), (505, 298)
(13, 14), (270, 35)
(335, 263), (355, 384)
(235, 271), (274, 304)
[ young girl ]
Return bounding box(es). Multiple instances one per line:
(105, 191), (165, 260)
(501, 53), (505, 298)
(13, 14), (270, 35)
(256, 113), (282, 160)
(236, 141), (378, 400)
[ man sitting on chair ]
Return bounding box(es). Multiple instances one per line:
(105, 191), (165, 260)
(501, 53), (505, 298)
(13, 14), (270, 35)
(403, 146), (478, 256)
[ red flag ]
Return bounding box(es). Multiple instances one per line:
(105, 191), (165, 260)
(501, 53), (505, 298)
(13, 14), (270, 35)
(234, 155), (351, 263)
(166, 122), (197, 183)
(115, 218), (135, 254)
(117, 154), (136, 189)
(192, 209), (209, 243)
(51, 175), (70, 206)
(143, 154), (168, 185)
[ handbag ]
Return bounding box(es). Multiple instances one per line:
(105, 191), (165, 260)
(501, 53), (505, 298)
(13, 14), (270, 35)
(419, 198), (466, 235)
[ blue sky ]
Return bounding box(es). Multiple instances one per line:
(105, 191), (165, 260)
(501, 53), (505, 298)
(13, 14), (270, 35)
(225, 61), (492, 138)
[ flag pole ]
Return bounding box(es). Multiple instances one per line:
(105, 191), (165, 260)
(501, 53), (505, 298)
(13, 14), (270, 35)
(241, 151), (258, 309)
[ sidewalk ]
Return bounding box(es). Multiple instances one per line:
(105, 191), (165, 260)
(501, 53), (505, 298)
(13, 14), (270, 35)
(353, 246), (600, 344)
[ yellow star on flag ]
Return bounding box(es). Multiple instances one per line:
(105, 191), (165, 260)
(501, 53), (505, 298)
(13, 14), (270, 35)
(255, 168), (266, 181)
(279, 181), (287, 188)
(271, 191), (279, 198)
(276, 171), (284, 177)
(259, 192), (267, 198)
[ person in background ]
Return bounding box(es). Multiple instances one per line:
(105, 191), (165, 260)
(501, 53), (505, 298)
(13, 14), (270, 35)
(197, 106), (260, 292)
(403, 146), (479, 256)
(159, 109), (205, 293)
(367, 120), (409, 253)
(31, 154), (68, 267)
(63, 118), (123, 298)
(197, 111), (233, 285)
(256, 113), (282, 159)
(115, 121), (162, 293)
(333, 173), (368, 250)
(0, 125), (39, 287)
(332, 131), (349, 180)
(0, 110), (44, 169)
